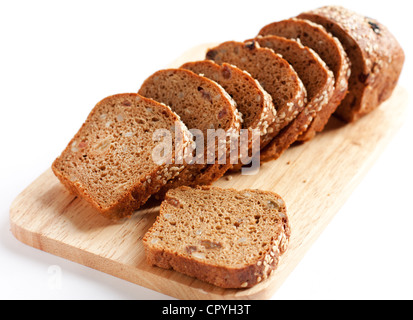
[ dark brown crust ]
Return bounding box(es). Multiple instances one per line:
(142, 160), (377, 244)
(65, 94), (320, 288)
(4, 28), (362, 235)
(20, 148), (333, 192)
(53, 160), (151, 220)
(205, 41), (307, 138)
(181, 61), (277, 148)
(258, 18), (351, 141)
(181, 60), (277, 171)
(298, 29), (350, 141)
(259, 104), (315, 162)
(143, 186), (291, 289)
(144, 245), (283, 289)
(256, 36), (335, 162)
(298, 6), (405, 122)
(52, 93), (192, 220)
(138, 69), (242, 198)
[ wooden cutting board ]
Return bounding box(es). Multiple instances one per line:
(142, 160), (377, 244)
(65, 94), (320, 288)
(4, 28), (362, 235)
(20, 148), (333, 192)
(9, 43), (408, 300)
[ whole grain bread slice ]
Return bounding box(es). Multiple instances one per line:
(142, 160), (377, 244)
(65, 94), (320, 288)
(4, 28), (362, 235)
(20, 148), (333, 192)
(298, 5), (405, 122)
(258, 17), (351, 140)
(138, 68), (242, 196)
(143, 186), (290, 289)
(52, 93), (193, 220)
(255, 35), (335, 162)
(205, 41), (307, 140)
(181, 60), (277, 170)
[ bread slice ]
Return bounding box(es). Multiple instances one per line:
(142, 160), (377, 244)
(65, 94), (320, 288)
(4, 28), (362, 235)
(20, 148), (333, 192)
(143, 186), (290, 289)
(255, 35), (335, 162)
(52, 93), (193, 220)
(138, 68), (242, 195)
(206, 41), (307, 140)
(181, 60), (277, 169)
(298, 6), (405, 122)
(258, 17), (351, 140)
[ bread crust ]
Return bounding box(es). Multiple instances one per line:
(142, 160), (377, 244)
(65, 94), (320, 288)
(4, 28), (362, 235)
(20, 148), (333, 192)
(256, 36), (335, 162)
(298, 6), (405, 122)
(181, 60), (277, 171)
(143, 186), (291, 289)
(258, 18), (351, 140)
(206, 41), (307, 139)
(52, 93), (193, 220)
(259, 18), (351, 141)
(139, 69), (242, 197)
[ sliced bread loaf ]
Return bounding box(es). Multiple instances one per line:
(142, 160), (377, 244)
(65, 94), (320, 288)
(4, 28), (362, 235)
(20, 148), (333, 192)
(181, 60), (277, 169)
(255, 35), (335, 162)
(138, 68), (242, 195)
(143, 186), (290, 289)
(258, 18), (351, 140)
(298, 5), (405, 122)
(206, 41), (307, 140)
(52, 93), (193, 220)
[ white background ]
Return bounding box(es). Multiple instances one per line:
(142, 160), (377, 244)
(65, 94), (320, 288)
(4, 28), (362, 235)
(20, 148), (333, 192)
(1, 0), (412, 300)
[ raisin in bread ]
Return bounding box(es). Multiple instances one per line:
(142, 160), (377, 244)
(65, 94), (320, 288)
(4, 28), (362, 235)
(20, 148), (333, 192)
(258, 17), (351, 140)
(181, 60), (277, 169)
(138, 69), (242, 196)
(52, 93), (193, 220)
(143, 186), (290, 289)
(255, 36), (335, 162)
(298, 5), (405, 122)
(206, 41), (307, 140)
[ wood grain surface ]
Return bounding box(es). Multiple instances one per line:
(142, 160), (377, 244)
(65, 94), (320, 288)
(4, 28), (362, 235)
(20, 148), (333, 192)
(9, 43), (408, 300)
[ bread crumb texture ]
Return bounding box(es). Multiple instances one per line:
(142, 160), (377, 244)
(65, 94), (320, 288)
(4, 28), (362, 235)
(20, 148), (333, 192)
(143, 186), (290, 289)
